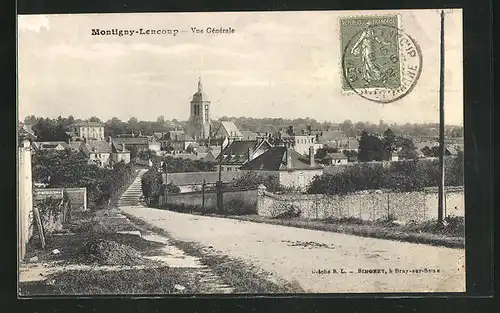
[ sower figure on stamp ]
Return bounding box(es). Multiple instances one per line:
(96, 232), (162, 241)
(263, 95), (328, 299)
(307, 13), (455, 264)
(350, 22), (391, 84)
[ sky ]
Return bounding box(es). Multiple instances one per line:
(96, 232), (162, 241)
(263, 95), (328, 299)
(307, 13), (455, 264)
(17, 10), (463, 125)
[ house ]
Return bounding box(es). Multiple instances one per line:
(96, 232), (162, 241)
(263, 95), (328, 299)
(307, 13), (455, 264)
(162, 131), (197, 152)
(152, 132), (168, 141)
(73, 122), (105, 140)
(390, 152), (399, 162)
(213, 121), (243, 141)
(166, 171), (243, 193)
(81, 140), (112, 167)
(240, 146), (324, 190)
(323, 152), (348, 165)
(240, 130), (259, 141)
(215, 139), (273, 172)
(429, 145), (459, 157)
(321, 138), (359, 152)
(32, 141), (70, 151)
(420, 146), (434, 157)
(110, 142), (131, 165)
(111, 136), (160, 153)
(146, 136), (161, 152)
(279, 134), (323, 155)
(66, 140), (84, 152)
(18, 123), (37, 141)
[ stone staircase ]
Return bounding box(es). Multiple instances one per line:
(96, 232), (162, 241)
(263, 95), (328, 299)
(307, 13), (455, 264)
(116, 168), (148, 207)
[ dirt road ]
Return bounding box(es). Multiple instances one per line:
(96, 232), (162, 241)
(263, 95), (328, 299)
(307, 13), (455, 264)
(121, 206), (465, 293)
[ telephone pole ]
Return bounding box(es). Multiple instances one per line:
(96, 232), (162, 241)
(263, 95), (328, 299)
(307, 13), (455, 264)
(216, 136), (224, 214)
(437, 10), (447, 226)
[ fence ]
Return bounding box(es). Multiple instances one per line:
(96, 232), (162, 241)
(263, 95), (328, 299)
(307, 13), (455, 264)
(18, 141), (33, 261)
(257, 186), (464, 222)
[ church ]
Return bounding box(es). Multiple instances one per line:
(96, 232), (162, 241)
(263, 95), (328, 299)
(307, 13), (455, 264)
(186, 78), (211, 140)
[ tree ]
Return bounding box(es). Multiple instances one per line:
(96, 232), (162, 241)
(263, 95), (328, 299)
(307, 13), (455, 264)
(340, 119), (355, 137)
(382, 128), (397, 160)
(398, 137), (418, 160)
(88, 116), (102, 123)
(358, 131), (384, 162)
(157, 115), (165, 123)
(24, 115), (37, 125)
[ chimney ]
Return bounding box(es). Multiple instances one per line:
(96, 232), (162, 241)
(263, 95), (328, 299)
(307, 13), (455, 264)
(122, 143), (125, 152)
(286, 148), (292, 169)
(309, 146), (314, 166)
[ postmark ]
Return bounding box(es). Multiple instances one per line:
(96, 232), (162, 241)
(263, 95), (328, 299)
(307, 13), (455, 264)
(340, 15), (422, 103)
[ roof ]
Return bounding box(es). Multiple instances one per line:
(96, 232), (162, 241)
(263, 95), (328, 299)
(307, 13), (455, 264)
(446, 146), (458, 155)
(84, 140), (112, 153)
(240, 130), (258, 140)
(74, 122), (104, 127)
(33, 141), (70, 150)
(220, 121), (242, 138)
(324, 152), (347, 160)
(216, 139), (272, 165)
(318, 130), (344, 141)
(167, 131), (194, 142)
(241, 146), (322, 171)
(152, 132), (167, 140)
(67, 141), (83, 151)
(111, 137), (149, 145)
(167, 171), (243, 186)
(19, 124), (35, 134)
(191, 78), (210, 102)
(415, 141), (439, 151)
(170, 153), (203, 160)
(111, 142), (130, 153)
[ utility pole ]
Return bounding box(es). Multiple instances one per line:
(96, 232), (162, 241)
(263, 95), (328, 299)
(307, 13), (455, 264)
(202, 179), (206, 214)
(217, 137), (224, 214)
(437, 10), (447, 226)
(162, 161), (168, 207)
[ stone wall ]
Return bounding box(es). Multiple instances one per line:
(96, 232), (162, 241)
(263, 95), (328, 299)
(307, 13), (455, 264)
(164, 187), (259, 213)
(257, 186), (464, 222)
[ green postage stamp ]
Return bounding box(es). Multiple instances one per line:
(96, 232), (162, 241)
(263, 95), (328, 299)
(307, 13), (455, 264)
(340, 15), (422, 103)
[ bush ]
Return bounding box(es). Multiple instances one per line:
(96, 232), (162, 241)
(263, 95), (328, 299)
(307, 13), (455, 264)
(141, 168), (180, 206)
(34, 197), (64, 231)
(32, 150), (136, 207)
(229, 171), (286, 193)
(307, 157), (463, 194)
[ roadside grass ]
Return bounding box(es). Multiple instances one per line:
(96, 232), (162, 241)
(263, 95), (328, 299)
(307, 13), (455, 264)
(124, 213), (305, 293)
(23, 211), (165, 264)
(225, 215), (464, 249)
(19, 267), (204, 295)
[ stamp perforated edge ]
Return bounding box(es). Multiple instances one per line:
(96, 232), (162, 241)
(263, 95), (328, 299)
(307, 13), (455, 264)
(338, 13), (403, 96)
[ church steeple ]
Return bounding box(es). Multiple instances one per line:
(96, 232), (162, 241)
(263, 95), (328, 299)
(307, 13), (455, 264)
(198, 77), (203, 92)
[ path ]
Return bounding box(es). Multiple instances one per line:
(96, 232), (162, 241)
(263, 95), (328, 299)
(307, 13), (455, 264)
(122, 206), (466, 293)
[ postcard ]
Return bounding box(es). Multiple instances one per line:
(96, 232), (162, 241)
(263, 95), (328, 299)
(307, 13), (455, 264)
(17, 9), (464, 295)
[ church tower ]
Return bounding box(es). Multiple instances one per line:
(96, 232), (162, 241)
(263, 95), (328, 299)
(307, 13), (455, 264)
(187, 77), (211, 140)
